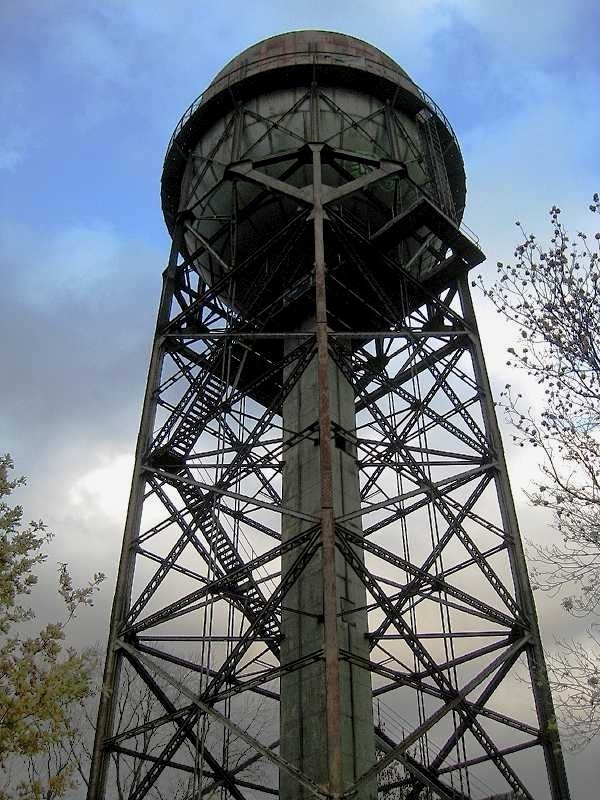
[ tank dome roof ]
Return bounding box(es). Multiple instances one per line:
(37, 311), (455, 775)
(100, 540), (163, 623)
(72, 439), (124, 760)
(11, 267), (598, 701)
(207, 30), (412, 96)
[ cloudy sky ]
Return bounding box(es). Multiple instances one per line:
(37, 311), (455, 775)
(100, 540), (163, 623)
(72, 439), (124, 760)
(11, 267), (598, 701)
(1, 0), (599, 795)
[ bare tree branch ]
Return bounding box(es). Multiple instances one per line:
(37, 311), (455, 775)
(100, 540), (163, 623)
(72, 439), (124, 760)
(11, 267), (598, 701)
(477, 196), (600, 748)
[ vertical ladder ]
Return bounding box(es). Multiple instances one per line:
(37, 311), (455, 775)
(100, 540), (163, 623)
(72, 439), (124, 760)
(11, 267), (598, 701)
(417, 108), (456, 221)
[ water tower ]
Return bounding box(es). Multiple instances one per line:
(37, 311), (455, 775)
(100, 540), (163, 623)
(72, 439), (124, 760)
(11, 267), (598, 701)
(88, 31), (570, 800)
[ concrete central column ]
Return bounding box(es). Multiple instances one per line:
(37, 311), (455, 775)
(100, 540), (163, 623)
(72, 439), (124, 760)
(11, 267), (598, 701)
(280, 339), (376, 800)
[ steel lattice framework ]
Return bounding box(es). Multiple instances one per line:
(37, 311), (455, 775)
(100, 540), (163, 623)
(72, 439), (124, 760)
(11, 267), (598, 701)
(88, 73), (571, 800)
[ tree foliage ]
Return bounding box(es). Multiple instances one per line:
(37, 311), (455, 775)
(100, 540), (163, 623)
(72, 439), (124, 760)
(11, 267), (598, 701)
(0, 454), (104, 798)
(0, 454), (268, 797)
(476, 197), (600, 747)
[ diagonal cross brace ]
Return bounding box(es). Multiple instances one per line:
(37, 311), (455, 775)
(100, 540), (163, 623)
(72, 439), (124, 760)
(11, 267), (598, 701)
(120, 641), (329, 800)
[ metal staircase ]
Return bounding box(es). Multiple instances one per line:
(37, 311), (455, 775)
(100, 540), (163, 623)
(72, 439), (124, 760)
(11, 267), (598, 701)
(177, 481), (281, 657)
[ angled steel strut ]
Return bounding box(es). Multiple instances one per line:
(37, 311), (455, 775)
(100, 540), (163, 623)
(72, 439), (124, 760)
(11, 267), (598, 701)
(88, 32), (570, 800)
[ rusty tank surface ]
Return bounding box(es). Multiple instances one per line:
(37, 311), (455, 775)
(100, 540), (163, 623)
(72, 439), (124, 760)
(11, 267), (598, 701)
(161, 30), (467, 334)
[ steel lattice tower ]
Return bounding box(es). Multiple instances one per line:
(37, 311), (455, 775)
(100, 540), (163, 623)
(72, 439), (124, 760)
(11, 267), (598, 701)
(88, 31), (571, 800)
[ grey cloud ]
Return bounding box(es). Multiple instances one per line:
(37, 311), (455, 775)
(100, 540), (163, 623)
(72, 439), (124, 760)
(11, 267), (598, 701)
(1, 3), (599, 793)
(0, 218), (163, 467)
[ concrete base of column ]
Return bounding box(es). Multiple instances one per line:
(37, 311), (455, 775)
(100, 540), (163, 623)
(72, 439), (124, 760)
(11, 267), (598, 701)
(280, 341), (376, 800)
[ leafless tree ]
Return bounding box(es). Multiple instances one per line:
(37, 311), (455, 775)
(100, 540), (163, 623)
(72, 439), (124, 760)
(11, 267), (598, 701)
(376, 751), (414, 800)
(56, 652), (272, 798)
(544, 628), (600, 749)
(476, 196), (600, 747)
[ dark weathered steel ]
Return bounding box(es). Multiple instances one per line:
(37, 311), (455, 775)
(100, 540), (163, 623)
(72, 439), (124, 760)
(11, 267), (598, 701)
(456, 276), (571, 800)
(89, 30), (570, 800)
(312, 142), (344, 797)
(87, 225), (182, 800)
